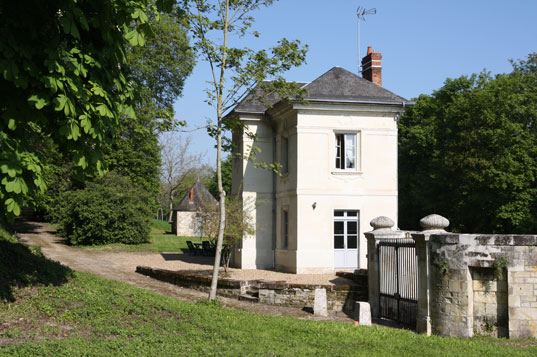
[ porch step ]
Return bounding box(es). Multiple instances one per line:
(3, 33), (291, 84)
(238, 294), (259, 303)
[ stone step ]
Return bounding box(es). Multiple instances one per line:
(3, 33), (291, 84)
(238, 294), (259, 303)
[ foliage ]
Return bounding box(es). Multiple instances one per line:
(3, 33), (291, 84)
(52, 173), (153, 245)
(127, 9), (195, 132)
(0, 221), (72, 302)
(207, 155), (232, 199)
(83, 219), (198, 253)
(493, 257), (508, 281)
(184, 0), (308, 300)
(195, 195), (255, 270)
(399, 53), (537, 233)
(2, 271), (537, 355)
(103, 8), (196, 197)
(0, 0), (158, 220)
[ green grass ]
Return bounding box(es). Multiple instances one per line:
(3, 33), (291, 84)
(151, 218), (172, 232)
(2, 271), (537, 356)
(2, 222), (537, 356)
(83, 219), (202, 253)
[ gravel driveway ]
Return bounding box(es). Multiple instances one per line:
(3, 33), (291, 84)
(14, 220), (355, 322)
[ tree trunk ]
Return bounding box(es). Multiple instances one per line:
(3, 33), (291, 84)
(168, 190), (174, 222)
(209, 0), (230, 301)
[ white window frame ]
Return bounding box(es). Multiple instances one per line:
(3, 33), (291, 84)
(334, 132), (360, 172)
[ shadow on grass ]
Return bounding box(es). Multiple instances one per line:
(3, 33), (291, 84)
(0, 221), (73, 302)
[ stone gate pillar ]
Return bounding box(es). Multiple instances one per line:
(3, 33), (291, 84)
(364, 216), (405, 319)
(411, 214), (450, 335)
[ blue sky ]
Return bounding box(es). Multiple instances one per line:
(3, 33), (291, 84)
(172, 0), (537, 165)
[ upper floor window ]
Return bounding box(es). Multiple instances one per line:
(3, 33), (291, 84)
(335, 133), (356, 170)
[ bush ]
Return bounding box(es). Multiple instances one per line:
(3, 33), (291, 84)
(52, 173), (153, 245)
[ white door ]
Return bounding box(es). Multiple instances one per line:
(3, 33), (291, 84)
(334, 210), (359, 269)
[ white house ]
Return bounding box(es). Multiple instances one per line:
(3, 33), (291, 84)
(230, 49), (413, 273)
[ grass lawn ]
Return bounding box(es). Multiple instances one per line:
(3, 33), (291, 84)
(2, 223), (537, 356)
(84, 219), (203, 253)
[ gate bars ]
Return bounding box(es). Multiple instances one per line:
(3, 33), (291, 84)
(378, 238), (418, 327)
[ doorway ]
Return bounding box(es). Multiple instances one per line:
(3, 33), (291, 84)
(334, 210), (359, 269)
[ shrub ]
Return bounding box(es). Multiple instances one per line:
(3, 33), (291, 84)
(52, 173), (153, 245)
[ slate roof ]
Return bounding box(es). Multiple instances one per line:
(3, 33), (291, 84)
(233, 81), (309, 113)
(173, 181), (218, 212)
(232, 67), (412, 114)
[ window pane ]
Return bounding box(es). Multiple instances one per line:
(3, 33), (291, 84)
(334, 221), (344, 234)
(347, 211), (358, 216)
(345, 134), (355, 169)
(347, 221), (357, 235)
(334, 211), (344, 216)
(335, 134), (343, 169)
(334, 236), (344, 249)
(348, 235), (358, 249)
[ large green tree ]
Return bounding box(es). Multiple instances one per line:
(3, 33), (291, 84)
(185, 0), (308, 300)
(399, 53), (537, 233)
(0, 0), (157, 219)
(104, 9), (195, 197)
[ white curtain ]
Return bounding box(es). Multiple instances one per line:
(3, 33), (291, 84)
(345, 134), (355, 168)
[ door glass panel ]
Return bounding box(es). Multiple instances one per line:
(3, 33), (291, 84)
(334, 221), (344, 234)
(347, 221), (357, 235)
(334, 236), (344, 249)
(347, 235), (358, 249)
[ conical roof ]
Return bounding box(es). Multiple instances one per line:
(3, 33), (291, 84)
(173, 181), (218, 212)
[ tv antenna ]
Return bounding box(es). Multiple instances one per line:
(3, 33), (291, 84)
(357, 6), (376, 74)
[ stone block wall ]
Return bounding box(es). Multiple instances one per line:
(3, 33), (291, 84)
(258, 283), (366, 312)
(471, 267), (508, 337)
(415, 232), (537, 339)
(135, 266), (367, 314)
(172, 211), (199, 237)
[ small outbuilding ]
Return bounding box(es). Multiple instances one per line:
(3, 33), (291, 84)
(171, 181), (218, 236)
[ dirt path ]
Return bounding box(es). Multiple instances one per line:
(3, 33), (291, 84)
(14, 220), (354, 323)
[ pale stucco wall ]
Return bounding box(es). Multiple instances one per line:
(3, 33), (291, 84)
(233, 103), (402, 273)
(232, 115), (275, 269)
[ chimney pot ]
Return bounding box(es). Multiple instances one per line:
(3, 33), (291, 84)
(367, 46), (372, 55)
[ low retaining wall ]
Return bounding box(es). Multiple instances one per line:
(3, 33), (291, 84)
(136, 266), (367, 313)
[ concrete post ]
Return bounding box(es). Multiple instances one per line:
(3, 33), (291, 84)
(411, 214), (450, 335)
(364, 216), (405, 319)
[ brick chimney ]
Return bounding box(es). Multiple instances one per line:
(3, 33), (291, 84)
(361, 46), (382, 87)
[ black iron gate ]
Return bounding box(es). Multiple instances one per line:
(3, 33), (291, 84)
(378, 238), (418, 327)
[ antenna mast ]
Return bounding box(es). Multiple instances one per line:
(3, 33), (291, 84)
(357, 6), (376, 74)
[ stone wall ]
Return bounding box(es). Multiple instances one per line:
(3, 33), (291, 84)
(420, 233), (537, 338)
(471, 267), (508, 337)
(135, 266), (367, 313)
(172, 211), (198, 237)
(366, 214), (537, 339)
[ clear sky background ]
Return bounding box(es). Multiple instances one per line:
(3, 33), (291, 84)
(172, 0), (537, 165)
